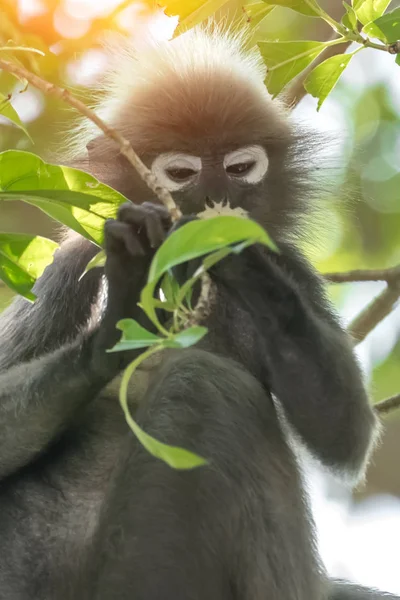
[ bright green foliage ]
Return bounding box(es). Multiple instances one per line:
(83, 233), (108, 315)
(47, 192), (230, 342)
(110, 319), (209, 469)
(80, 249), (106, 278)
(264, 0), (320, 17)
(0, 93), (33, 143)
(140, 216), (276, 330)
(126, 414), (207, 469)
(117, 343), (208, 470)
(161, 271), (181, 305)
(0, 151), (127, 245)
(163, 0), (230, 34)
(353, 0), (392, 26)
(304, 53), (354, 110)
(0, 233), (58, 300)
(109, 319), (162, 352)
(363, 7), (400, 42)
(259, 40), (326, 96)
(147, 216), (276, 284)
(111, 322), (207, 352)
(165, 326), (208, 348)
(342, 1), (358, 31)
(242, 1), (275, 27)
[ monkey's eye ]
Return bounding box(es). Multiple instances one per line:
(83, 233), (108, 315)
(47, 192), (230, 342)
(224, 145), (269, 184)
(226, 161), (256, 176)
(166, 167), (198, 182)
(151, 153), (201, 191)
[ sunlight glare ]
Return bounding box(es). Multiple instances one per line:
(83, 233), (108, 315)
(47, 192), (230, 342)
(18, 0), (46, 21)
(54, 6), (91, 38)
(64, 0), (132, 20)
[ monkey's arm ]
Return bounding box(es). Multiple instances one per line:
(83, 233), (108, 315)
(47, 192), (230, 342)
(0, 335), (113, 479)
(0, 203), (171, 480)
(330, 580), (400, 599)
(215, 245), (377, 480)
(0, 232), (101, 370)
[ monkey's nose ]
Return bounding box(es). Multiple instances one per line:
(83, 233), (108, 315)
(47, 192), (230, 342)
(204, 196), (228, 209)
(205, 197), (214, 208)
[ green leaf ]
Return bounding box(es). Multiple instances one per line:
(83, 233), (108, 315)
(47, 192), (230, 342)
(163, 0), (230, 35)
(140, 216), (276, 331)
(150, 298), (177, 311)
(396, 53), (400, 65)
(304, 52), (354, 110)
(108, 319), (162, 352)
(148, 216), (276, 285)
(363, 7), (400, 42)
(265, 0), (320, 16)
(258, 40), (326, 96)
(342, 1), (358, 30)
(128, 417), (207, 469)
(165, 326), (208, 348)
(353, 0), (392, 26)
(0, 150), (127, 245)
(0, 233), (58, 300)
(0, 93), (33, 143)
(161, 271), (180, 306)
(242, 1), (275, 27)
(80, 249), (106, 279)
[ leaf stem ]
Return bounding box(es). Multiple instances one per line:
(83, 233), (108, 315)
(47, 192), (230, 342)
(361, 37), (389, 51)
(304, 0), (346, 35)
(119, 345), (162, 428)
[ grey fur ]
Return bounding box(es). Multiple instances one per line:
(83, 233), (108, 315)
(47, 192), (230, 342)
(0, 203), (392, 599)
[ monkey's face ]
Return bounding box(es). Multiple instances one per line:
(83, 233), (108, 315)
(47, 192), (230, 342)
(149, 145), (270, 221)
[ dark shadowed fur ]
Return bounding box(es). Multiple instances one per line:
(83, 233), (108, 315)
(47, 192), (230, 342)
(0, 25), (396, 600)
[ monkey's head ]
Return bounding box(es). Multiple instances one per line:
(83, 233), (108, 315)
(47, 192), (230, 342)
(70, 26), (324, 242)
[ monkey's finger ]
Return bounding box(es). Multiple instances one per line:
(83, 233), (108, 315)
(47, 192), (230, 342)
(104, 220), (145, 257)
(143, 213), (166, 249)
(142, 201), (172, 229)
(117, 203), (167, 248)
(118, 202), (171, 231)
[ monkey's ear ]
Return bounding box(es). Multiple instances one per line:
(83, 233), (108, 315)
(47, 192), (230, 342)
(85, 135), (144, 202)
(85, 135), (121, 181)
(86, 135), (115, 161)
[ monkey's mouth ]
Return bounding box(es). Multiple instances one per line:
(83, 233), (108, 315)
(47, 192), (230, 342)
(197, 198), (249, 220)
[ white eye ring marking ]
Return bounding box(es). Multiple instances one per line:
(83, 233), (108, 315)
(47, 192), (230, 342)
(151, 153), (201, 192)
(223, 145), (269, 184)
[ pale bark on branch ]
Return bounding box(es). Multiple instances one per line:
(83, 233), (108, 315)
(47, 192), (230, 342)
(374, 393), (400, 416)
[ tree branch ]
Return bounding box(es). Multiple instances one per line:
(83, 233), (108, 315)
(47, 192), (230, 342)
(349, 284), (400, 344)
(324, 266), (400, 344)
(324, 265), (400, 283)
(374, 393), (400, 416)
(0, 58), (182, 221)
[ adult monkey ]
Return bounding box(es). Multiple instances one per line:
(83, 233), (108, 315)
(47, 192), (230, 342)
(0, 27), (397, 600)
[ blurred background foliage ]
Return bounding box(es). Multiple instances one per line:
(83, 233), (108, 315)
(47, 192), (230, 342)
(0, 0), (400, 591)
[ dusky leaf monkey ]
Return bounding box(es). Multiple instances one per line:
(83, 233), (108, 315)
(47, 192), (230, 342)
(0, 25), (395, 600)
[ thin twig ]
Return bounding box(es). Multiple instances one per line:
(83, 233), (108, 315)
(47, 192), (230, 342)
(186, 273), (214, 326)
(324, 265), (400, 283)
(0, 58), (182, 222)
(349, 284), (400, 344)
(323, 265), (400, 344)
(374, 393), (400, 416)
